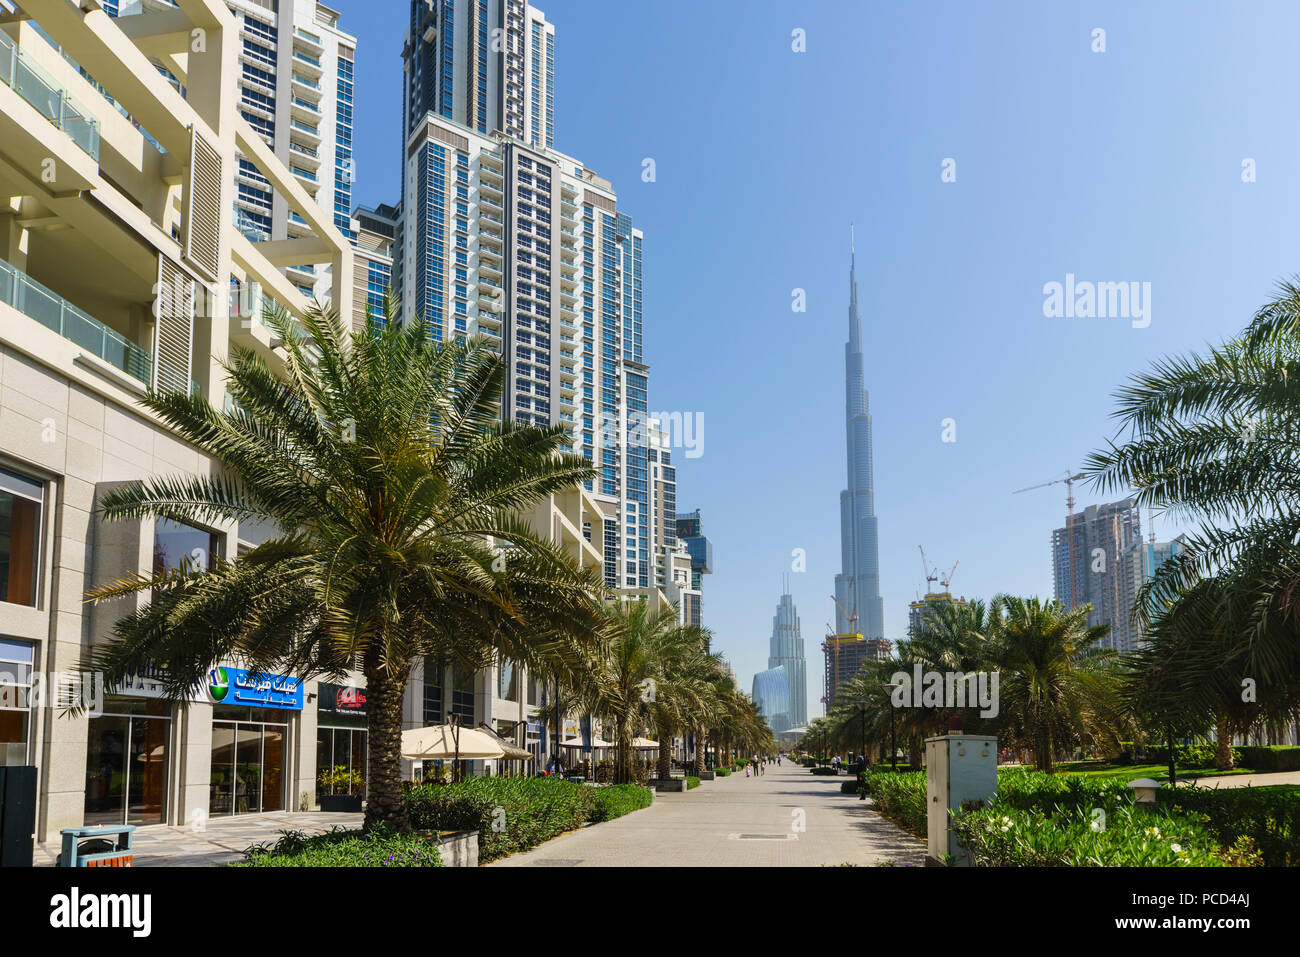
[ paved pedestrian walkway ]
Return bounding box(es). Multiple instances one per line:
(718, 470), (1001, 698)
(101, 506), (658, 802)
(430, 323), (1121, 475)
(492, 762), (925, 867)
(35, 811), (364, 867)
(1180, 770), (1300, 790)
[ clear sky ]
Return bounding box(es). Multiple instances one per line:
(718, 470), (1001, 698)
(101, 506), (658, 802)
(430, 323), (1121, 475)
(338, 1), (1300, 719)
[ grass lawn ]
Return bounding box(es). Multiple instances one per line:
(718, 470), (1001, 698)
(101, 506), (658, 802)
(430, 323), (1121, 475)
(1024, 761), (1257, 781)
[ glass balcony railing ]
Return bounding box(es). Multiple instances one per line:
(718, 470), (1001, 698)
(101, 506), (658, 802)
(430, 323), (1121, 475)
(0, 258), (151, 384)
(0, 30), (100, 161)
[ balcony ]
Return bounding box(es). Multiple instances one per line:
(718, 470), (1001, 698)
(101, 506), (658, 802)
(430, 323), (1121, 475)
(290, 96), (321, 123)
(293, 28), (325, 56)
(0, 30), (100, 161)
(290, 119), (321, 145)
(292, 50), (324, 78)
(0, 257), (150, 384)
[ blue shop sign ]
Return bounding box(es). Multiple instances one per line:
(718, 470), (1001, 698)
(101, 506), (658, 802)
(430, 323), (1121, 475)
(208, 666), (302, 711)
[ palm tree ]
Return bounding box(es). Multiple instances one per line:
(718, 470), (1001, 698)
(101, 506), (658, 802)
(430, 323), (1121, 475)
(82, 303), (606, 831)
(1084, 281), (1300, 730)
(986, 596), (1118, 771)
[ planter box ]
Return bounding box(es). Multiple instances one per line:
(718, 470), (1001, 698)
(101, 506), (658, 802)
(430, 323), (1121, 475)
(696, 771), (715, 781)
(418, 829), (479, 867)
(651, 778), (687, 792)
(319, 794), (363, 812)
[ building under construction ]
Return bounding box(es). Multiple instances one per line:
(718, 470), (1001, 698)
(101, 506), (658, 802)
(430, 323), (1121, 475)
(907, 591), (970, 636)
(822, 634), (893, 710)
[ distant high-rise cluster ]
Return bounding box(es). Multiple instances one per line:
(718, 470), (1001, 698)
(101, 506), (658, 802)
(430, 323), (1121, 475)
(1052, 498), (1185, 652)
(768, 592), (807, 728)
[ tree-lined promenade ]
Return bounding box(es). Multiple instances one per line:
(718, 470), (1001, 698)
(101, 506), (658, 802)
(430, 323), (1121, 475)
(80, 301), (772, 835)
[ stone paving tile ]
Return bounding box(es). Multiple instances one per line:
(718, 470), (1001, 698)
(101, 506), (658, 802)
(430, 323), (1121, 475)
(492, 763), (925, 867)
(35, 811), (364, 867)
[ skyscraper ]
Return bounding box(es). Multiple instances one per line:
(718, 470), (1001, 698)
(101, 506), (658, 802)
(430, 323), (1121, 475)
(674, 508), (713, 628)
(397, 1), (657, 592)
(403, 1), (555, 150)
(768, 592), (807, 728)
(1052, 498), (1141, 651)
(751, 667), (792, 733)
(834, 237), (885, 639)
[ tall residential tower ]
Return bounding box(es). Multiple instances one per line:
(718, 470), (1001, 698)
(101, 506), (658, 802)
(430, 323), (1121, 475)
(834, 238), (885, 639)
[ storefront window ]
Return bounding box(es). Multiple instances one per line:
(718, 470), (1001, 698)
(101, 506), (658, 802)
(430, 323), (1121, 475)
(210, 705), (288, 815)
(316, 682), (367, 802)
(83, 696), (171, 826)
(0, 468), (43, 607)
(0, 638), (33, 765)
(316, 720), (367, 801)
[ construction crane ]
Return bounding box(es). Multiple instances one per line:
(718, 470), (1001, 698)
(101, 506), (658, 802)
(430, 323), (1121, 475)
(1014, 471), (1085, 608)
(941, 560), (959, 591)
(918, 545), (939, 593)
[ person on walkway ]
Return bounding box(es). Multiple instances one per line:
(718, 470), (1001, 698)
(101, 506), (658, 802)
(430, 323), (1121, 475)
(744, 764), (751, 778)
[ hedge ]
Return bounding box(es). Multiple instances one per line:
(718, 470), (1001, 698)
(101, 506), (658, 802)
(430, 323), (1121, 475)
(589, 784), (654, 823)
(863, 769), (1293, 866)
(715, 768), (731, 777)
(686, 776), (701, 789)
(951, 805), (1258, 867)
(236, 824), (443, 868)
(1159, 786), (1300, 866)
(1236, 746), (1300, 772)
(406, 777), (595, 864)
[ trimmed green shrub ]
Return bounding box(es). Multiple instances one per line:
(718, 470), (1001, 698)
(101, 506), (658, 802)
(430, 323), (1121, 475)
(714, 767), (731, 777)
(235, 824), (442, 867)
(1236, 746), (1300, 772)
(589, 784), (653, 822)
(686, 776), (701, 789)
(840, 780), (861, 794)
(951, 804), (1259, 867)
(406, 777), (595, 864)
(1159, 785), (1300, 866)
(862, 770), (927, 837)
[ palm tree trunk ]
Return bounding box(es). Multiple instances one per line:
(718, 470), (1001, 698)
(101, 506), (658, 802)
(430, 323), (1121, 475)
(693, 728), (705, 775)
(615, 715), (634, 785)
(363, 653), (411, 832)
(1215, 713), (1234, 770)
(657, 723), (673, 780)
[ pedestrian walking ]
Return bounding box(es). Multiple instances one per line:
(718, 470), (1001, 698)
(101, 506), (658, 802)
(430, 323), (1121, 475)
(744, 764), (751, 778)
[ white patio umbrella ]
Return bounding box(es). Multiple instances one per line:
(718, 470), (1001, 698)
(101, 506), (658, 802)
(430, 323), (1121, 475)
(401, 725), (505, 761)
(631, 736), (660, 750)
(560, 736), (613, 749)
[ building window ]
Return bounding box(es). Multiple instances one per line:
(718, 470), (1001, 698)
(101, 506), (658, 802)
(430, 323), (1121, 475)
(153, 518), (221, 575)
(83, 695), (172, 826)
(0, 467), (42, 607)
(497, 658), (517, 702)
(422, 657), (443, 725)
(0, 638), (33, 765)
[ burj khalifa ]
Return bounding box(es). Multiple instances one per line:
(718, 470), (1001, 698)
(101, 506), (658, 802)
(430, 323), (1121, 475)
(834, 236), (885, 639)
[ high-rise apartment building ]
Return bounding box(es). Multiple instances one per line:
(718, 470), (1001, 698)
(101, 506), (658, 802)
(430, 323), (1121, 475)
(397, 0), (656, 594)
(1118, 535), (1186, 653)
(674, 508), (712, 628)
(834, 241), (885, 640)
(649, 420), (700, 627)
(768, 592), (807, 728)
(1052, 497), (1142, 651)
(0, 0), (353, 838)
(350, 203), (399, 328)
(110, 0), (359, 300)
(403, 0), (554, 149)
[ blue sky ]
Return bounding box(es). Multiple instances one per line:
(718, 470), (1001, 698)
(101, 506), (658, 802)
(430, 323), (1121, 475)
(339, 1), (1300, 718)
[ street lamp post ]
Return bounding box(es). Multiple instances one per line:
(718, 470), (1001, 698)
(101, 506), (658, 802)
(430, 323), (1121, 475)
(883, 683), (899, 771)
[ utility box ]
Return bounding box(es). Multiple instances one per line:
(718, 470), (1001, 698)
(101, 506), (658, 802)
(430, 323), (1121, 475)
(0, 766), (36, 868)
(925, 734), (997, 866)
